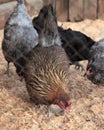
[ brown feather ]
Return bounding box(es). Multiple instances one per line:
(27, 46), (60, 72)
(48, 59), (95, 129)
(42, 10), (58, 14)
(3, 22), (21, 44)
(23, 45), (70, 107)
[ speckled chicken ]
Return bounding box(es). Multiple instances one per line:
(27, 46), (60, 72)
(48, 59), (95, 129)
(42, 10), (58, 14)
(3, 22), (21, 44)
(16, 4), (71, 110)
(24, 45), (71, 110)
(2, 0), (38, 76)
(85, 39), (104, 85)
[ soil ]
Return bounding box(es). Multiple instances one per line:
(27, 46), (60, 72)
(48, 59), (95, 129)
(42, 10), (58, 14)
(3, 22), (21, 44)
(0, 19), (104, 130)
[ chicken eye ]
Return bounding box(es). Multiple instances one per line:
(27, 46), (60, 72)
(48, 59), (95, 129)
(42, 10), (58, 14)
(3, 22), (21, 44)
(91, 57), (95, 63)
(89, 68), (93, 73)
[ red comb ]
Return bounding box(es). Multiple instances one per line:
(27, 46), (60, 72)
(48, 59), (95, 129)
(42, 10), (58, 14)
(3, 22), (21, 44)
(86, 68), (92, 75)
(65, 100), (71, 111)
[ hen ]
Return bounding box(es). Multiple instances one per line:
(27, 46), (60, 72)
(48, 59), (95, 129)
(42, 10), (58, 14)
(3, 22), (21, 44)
(58, 27), (95, 61)
(85, 39), (104, 85)
(32, 5), (95, 70)
(2, 0), (38, 76)
(16, 4), (71, 110)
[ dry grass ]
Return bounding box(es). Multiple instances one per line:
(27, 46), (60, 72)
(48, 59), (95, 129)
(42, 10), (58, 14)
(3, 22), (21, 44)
(0, 19), (104, 130)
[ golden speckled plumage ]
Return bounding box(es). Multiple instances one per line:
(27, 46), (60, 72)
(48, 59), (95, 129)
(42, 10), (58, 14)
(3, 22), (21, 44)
(23, 45), (70, 105)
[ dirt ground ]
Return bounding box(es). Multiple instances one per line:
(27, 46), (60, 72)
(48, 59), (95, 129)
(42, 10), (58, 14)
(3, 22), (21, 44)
(0, 19), (104, 130)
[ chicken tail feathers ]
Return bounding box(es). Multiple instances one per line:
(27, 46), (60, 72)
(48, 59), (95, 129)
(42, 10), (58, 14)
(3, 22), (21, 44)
(17, 0), (24, 4)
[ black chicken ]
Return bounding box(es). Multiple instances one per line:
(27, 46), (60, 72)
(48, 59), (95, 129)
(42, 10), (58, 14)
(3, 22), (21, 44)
(2, 0), (38, 76)
(85, 39), (104, 85)
(58, 27), (95, 61)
